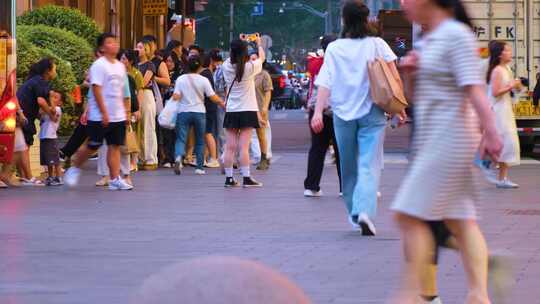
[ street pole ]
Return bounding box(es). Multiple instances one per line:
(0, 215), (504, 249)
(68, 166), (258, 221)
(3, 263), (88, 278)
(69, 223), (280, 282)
(229, 1), (234, 45)
(327, 0), (333, 34)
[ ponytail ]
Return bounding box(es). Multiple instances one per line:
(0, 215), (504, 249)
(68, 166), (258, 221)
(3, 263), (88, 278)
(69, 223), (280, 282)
(230, 39), (248, 82)
(434, 0), (473, 29)
(27, 57), (55, 80)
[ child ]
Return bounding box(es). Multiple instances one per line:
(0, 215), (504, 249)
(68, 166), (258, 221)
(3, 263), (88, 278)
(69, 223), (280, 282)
(39, 90), (62, 186)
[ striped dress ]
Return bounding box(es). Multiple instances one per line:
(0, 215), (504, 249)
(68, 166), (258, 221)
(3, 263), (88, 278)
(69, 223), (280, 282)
(391, 19), (484, 220)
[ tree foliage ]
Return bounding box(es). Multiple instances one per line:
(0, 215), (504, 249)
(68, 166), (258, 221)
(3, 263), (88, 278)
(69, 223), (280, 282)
(17, 25), (94, 83)
(195, 0), (336, 58)
(17, 5), (101, 46)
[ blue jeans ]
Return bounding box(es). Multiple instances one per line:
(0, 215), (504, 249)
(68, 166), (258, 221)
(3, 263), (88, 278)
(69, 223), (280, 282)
(333, 105), (387, 218)
(175, 112), (206, 169)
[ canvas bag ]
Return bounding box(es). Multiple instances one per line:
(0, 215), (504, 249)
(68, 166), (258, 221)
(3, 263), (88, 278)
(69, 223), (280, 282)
(121, 124), (139, 154)
(367, 39), (408, 114)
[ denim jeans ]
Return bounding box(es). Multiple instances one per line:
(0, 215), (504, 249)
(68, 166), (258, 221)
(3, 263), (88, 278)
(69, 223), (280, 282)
(175, 112), (206, 169)
(333, 105), (387, 218)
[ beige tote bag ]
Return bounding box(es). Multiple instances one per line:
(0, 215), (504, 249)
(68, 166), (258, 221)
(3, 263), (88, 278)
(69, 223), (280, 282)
(367, 41), (408, 114)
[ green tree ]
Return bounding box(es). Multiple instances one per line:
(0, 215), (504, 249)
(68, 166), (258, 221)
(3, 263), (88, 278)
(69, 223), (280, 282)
(17, 25), (94, 83)
(17, 5), (101, 46)
(195, 0), (331, 58)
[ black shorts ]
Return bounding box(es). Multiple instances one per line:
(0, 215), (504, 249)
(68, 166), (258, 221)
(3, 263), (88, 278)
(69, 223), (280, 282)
(206, 111), (218, 134)
(87, 121), (126, 150)
(40, 138), (60, 166)
(223, 111), (259, 129)
(22, 121), (37, 146)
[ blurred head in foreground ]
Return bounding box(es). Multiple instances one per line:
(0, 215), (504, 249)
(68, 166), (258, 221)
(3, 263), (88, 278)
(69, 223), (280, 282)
(132, 256), (311, 304)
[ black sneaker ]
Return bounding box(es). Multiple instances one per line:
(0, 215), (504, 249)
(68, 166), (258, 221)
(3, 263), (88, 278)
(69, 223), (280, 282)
(225, 177), (239, 188)
(174, 161), (183, 175)
(243, 176), (262, 188)
(358, 213), (376, 236)
(45, 177), (61, 187)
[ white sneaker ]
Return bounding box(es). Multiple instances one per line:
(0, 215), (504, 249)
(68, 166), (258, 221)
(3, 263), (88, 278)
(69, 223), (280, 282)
(64, 167), (81, 187)
(0, 180), (7, 188)
(95, 176), (109, 187)
(358, 213), (376, 236)
(194, 169), (206, 175)
(496, 179), (519, 189)
(205, 159), (220, 168)
(108, 177), (134, 191)
(162, 162), (172, 168)
(20, 177), (45, 187)
(304, 189), (322, 197)
(425, 297), (443, 304)
(479, 166), (499, 185)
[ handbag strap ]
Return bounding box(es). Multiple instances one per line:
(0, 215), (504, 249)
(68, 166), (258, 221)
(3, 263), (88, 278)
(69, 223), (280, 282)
(225, 75), (238, 106)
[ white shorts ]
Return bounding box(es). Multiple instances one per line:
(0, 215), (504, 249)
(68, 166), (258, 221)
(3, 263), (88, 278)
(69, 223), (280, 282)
(14, 128), (28, 152)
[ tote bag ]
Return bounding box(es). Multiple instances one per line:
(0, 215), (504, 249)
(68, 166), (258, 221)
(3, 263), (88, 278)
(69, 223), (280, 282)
(121, 124), (139, 154)
(158, 98), (178, 129)
(367, 40), (408, 114)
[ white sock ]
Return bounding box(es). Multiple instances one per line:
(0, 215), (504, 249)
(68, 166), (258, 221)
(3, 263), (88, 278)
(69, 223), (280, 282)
(240, 166), (250, 177)
(225, 167), (234, 178)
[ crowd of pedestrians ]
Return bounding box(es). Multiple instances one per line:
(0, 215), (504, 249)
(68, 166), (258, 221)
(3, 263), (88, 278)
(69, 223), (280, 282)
(1, 30), (274, 190)
(0, 0), (528, 302)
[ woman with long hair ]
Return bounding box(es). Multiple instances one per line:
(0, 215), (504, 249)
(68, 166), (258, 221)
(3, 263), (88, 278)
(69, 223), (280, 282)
(311, 0), (397, 234)
(393, 0), (502, 302)
(136, 40), (159, 170)
(161, 51), (182, 168)
(16, 57), (58, 186)
(142, 35), (171, 168)
(222, 36), (266, 187)
(172, 55), (224, 175)
(486, 41), (522, 188)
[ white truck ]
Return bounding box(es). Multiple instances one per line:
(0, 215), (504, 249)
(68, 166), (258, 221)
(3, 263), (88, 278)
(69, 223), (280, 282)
(464, 0), (540, 153)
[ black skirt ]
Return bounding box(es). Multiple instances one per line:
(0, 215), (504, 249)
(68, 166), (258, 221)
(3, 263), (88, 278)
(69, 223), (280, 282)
(223, 111), (260, 129)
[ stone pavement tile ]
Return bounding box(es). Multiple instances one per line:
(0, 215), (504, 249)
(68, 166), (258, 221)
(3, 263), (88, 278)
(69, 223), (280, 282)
(0, 153), (539, 303)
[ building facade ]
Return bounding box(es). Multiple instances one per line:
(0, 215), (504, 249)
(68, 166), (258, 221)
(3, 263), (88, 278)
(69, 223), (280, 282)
(16, 0), (169, 49)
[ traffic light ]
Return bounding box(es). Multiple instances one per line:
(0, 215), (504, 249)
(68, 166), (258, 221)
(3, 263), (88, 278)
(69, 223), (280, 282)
(174, 0), (195, 16)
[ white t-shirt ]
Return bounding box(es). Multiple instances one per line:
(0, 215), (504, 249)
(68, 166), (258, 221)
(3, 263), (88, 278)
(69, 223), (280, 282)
(87, 57), (128, 122)
(222, 58), (262, 112)
(173, 74), (216, 113)
(39, 106), (62, 139)
(315, 37), (397, 121)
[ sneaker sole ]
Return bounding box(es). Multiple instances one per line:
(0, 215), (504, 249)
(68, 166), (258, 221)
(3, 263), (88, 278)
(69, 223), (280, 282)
(359, 222), (376, 236)
(243, 184), (263, 188)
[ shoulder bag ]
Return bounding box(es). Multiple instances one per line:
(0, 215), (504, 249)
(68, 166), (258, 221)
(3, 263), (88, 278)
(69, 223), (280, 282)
(367, 38), (408, 114)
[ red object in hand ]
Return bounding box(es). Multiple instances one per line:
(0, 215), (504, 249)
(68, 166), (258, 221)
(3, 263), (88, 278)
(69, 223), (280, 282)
(71, 85), (82, 104)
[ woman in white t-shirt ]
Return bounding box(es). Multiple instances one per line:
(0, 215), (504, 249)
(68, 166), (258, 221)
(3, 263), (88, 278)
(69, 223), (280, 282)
(172, 55), (224, 175)
(310, 1), (399, 235)
(221, 36), (266, 188)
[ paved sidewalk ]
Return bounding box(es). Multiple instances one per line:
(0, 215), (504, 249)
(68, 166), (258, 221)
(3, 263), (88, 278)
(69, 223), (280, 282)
(0, 151), (539, 303)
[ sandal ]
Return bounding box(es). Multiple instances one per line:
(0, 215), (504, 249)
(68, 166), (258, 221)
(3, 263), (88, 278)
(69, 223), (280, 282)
(20, 177), (45, 186)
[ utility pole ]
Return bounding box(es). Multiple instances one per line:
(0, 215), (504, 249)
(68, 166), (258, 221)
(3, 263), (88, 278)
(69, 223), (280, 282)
(327, 0), (333, 34)
(229, 1), (234, 45)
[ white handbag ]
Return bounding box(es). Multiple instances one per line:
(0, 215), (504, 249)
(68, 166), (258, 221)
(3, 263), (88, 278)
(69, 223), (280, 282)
(158, 99), (178, 129)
